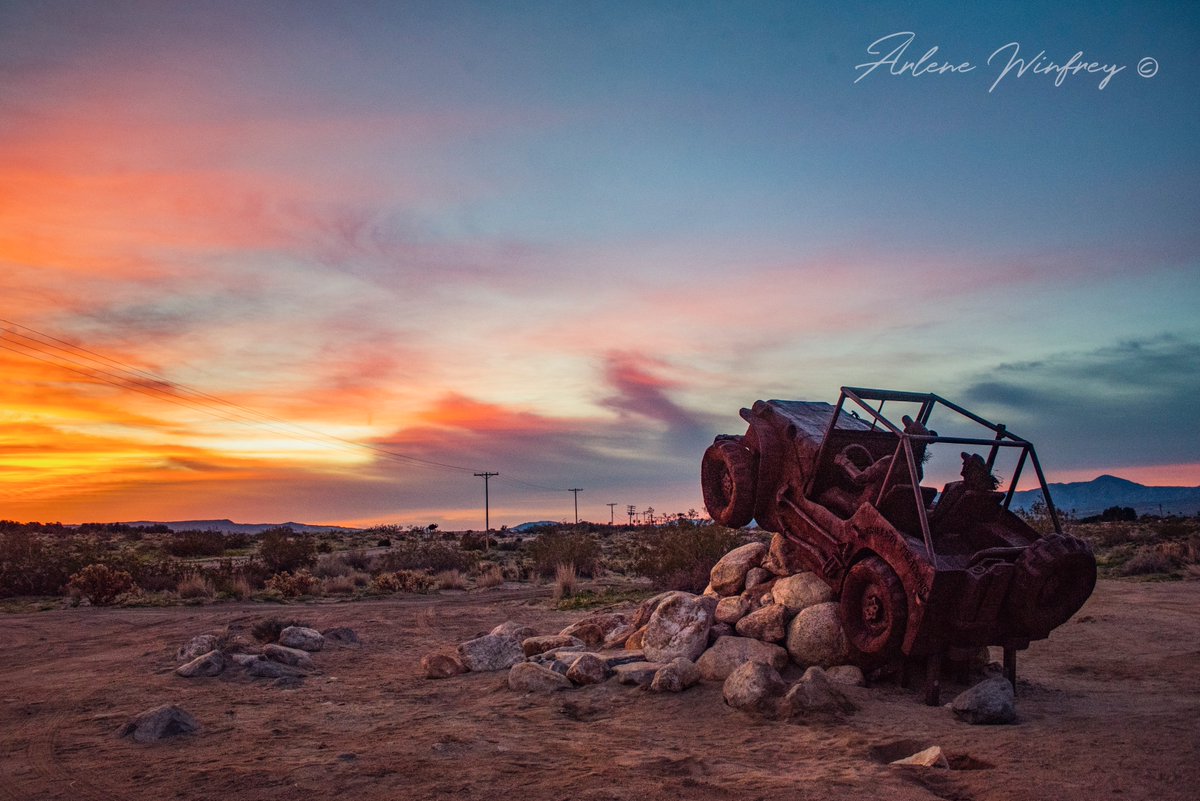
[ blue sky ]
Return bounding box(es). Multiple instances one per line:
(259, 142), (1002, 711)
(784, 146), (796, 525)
(0, 1), (1196, 525)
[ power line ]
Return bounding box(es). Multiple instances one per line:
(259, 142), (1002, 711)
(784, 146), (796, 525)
(473, 472), (498, 540)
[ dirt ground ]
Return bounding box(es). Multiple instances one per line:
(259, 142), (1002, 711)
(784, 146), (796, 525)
(1, 578), (1198, 801)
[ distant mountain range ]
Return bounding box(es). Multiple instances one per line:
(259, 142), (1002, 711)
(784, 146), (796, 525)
(119, 519), (358, 535)
(1011, 475), (1200, 517)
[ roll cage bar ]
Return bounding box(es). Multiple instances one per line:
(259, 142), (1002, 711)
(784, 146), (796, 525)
(811, 387), (1063, 559)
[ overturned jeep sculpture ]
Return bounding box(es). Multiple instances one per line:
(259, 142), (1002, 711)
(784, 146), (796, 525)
(702, 387), (1096, 703)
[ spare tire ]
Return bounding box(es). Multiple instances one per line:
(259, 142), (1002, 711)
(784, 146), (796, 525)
(701, 438), (757, 528)
(839, 555), (908, 659)
(1008, 535), (1097, 638)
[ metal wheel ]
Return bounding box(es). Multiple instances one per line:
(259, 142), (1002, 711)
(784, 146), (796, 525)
(839, 555), (908, 659)
(701, 437), (757, 528)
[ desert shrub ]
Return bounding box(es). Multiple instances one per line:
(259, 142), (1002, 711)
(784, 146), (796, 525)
(369, 570), (434, 594)
(376, 542), (474, 574)
(376, 538), (392, 547)
(265, 569), (321, 598)
(251, 617), (310, 643)
(460, 532), (496, 551)
(434, 569), (467, 590)
(528, 531), (601, 578)
(177, 574), (215, 599)
(349, 570), (372, 588)
(163, 530), (226, 558)
(258, 527), (317, 573)
(633, 526), (744, 592)
(230, 575), (253, 600)
(1119, 547), (1177, 576)
(476, 563), (505, 588)
(340, 549), (374, 571)
(322, 575), (356, 595)
(66, 563), (135, 606)
(553, 563), (578, 601)
(313, 554), (354, 579)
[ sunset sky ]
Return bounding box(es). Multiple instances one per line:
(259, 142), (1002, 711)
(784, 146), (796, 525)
(1, 1), (1197, 528)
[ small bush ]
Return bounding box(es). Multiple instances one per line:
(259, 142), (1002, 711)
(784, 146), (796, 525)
(251, 617), (310, 643)
(230, 576), (253, 600)
(369, 570), (434, 594)
(460, 532), (496, 551)
(66, 563), (135, 606)
(322, 575), (356, 595)
(476, 563), (505, 588)
(553, 562), (578, 601)
(1120, 546), (1178, 576)
(177, 574), (215, 599)
(258, 527), (317, 574)
(434, 569), (467, 590)
(313, 554), (354, 579)
(633, 526), (744, 592)
(528, 531), (601, 578)
(376, 542), (474, 573)
(265, 569), (321, 598)
(162, 530), (226, 558)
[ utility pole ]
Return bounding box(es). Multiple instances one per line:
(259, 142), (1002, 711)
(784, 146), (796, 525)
(474, 472), (498, 550)
(568, 487), (583, 525)
(627, 504), (636, 527)
(607, 502), (617, 526)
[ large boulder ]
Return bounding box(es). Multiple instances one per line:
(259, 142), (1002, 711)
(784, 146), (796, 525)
(780, 666), (858, 717)
(560, 613), (629, 648)
(322, 627), (360, 646)
(951, 677), (1016, 725)
(696, 635), (789, 681)
(709, 542), (768, 596)
(457, 634), (525, 672)
(771, 572), (834, 615)
(650, 658), (701, 693)
(278, 626), (324, 652)
(264, 644), (314, 669)
(744, 568), (774, 593)
(522, 635), (584, 657)
(491, 621), (539, 641)
(176, 635), (219, 662)
(825, 665), (866, 687)
(175, 650), (225, 678)
(630, 592), (674, 629)
(119, 705), (199, 743)
(566, 653), (610, 686)
(421, 651), (469, 679)
(614, 661), (664, 687)
(785, 602), (851, 668)
(624, 625), (648, 650)
(642, 592), (714, 663)
(762, 533), (809, 576)
(723, 661), (786, 713)
(735, 603), (787, 643)
(508, 662), (572, 692)
(715, 595), (751, 625)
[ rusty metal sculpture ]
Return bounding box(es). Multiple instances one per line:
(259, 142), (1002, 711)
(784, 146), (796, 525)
(701, 387), (1096, 704)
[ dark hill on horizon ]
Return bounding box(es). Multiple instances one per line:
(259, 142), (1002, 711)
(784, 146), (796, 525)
(118, 519), (359, 535)
(1011, 475), (1200, 517)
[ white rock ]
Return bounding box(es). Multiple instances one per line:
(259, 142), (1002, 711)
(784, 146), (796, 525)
(508, 661), (572, 692)
(709, 542), (768, 596)
(278, 626), (325, 652)
(951, 676), (1016, 724)
(696, 635), (789, 681)
(175, 650), (225, 678)
(715, 595), (751, 625)
(176, 635), (219, 662)
(825, 664), (866, 687)
(891, 745), (950, 769)
(785, 601), (850, 668)
(650, 657), (700, 693)
(722, 661), (786, 713)
(771, 572), (834, 615)
(641, 592), (714, 663)
(457, 634), (525, 672)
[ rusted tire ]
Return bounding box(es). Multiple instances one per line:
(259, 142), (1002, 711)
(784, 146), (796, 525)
(839, 555), (908, 659)
(1008, 535), (1097, 637)
(701, 437), (757, 528)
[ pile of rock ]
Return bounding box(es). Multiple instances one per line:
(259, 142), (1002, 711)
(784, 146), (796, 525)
(174, 624), (358, 686)
(423, 533), (1014, 725)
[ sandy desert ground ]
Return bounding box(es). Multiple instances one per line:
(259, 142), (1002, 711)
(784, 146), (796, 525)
(1, 578), (1198, 801)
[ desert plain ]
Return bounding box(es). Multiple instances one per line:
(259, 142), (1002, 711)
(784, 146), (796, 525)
(1, 577), (1198, 801)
